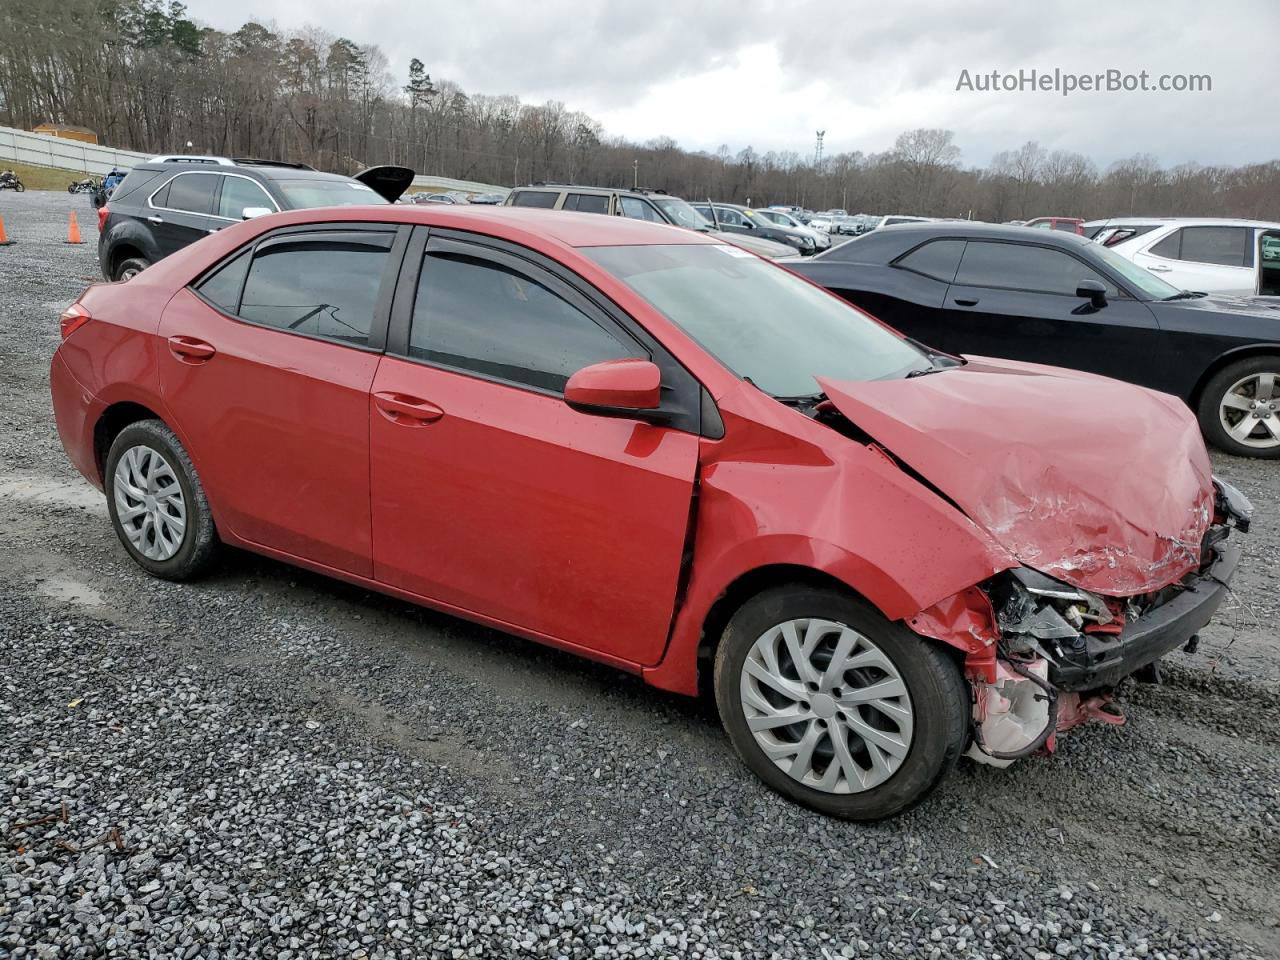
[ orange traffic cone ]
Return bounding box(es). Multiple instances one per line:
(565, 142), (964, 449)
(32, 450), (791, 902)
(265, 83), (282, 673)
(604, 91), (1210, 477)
(65, 211), (83, 245)
(0, 214), (13, 246)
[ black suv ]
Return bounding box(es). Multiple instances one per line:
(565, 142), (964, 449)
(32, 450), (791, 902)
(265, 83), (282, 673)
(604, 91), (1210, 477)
(98, 157), (413, 281)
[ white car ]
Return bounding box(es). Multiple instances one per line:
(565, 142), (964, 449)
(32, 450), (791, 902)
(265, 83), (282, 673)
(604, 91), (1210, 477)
(806, 217), (833, 234)
(753, 208), (832, 249)
(1106, 219), (1280, 296)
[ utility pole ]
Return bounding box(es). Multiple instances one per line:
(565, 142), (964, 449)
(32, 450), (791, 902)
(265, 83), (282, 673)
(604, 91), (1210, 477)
(633, 159), (638, 189)
(814, 130), (825, 170)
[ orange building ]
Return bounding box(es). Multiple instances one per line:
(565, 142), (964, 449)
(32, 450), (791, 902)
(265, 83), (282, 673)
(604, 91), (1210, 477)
(31, 123), (99, 145)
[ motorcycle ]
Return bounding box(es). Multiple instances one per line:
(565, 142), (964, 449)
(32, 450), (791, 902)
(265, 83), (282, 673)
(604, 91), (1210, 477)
(68, 177), (101, 195)
(0, 172), (24, 192)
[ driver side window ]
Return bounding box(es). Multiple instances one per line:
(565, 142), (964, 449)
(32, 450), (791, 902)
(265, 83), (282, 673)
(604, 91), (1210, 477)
(954, 241), (1119, 297)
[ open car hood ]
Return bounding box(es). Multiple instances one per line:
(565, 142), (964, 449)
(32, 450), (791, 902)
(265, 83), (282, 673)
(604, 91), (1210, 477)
(352, 165), (415, 203)
(817, 357), (1215, 596)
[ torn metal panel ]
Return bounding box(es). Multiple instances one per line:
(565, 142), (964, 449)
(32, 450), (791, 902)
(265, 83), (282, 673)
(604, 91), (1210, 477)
(817, 356), (1216, 597)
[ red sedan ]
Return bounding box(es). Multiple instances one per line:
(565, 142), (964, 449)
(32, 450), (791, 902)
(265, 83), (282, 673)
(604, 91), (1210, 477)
(50, 205), (1249, 819)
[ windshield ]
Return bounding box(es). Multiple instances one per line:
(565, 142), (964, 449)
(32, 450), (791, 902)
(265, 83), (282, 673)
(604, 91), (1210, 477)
(275, 179), (390, 208)
(651, 196), (712, 231)
(584, 244), (931, 396)
(1090, 243), (1181, 299)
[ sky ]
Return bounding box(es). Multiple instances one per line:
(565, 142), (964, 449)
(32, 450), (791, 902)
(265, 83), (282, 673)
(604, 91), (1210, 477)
(181, 0), (1279, 170)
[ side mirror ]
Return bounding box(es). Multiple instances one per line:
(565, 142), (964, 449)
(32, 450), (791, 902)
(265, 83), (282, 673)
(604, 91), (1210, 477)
(564, 358), (661, 415)
(242, 207), (273, 220)
(1076, 279), (1108, 308)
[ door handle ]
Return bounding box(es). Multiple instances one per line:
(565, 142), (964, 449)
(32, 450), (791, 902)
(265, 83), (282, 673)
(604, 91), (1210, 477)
(167, 335), (216, 363)
(374, 391), (444, 425)
(147, 215), (164, 225)
(1147, 264), (1172, 272)
(207, 226), (222, 234)
(953, 297), (980, 306)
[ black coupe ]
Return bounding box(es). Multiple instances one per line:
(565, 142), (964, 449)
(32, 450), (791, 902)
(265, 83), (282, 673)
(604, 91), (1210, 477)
(790, 223), (1280, 457)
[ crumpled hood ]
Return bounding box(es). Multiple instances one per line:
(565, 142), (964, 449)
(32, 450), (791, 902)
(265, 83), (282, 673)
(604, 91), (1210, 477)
(818, 357), (1215, 596)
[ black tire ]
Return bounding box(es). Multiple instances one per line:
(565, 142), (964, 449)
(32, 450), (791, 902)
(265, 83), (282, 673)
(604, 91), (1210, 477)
(1197, 355), (1280, 459)
(67, 184), (77, 194)
(713, 585), (968, 821)
(113, 256), (149, 282)
(13, 182), (23, 193)
(104, 419), (218, 580)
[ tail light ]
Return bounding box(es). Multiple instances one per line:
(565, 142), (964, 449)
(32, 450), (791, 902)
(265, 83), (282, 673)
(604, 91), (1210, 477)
(60, 302), (92, 339)
(97, 205), (109, 232)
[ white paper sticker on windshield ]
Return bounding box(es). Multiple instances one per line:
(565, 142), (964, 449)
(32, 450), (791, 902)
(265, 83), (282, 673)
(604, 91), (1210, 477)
(716, 244), (755, 258)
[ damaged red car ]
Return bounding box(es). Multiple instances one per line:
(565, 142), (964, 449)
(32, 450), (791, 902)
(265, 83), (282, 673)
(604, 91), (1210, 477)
(50, 205), (1252, 820)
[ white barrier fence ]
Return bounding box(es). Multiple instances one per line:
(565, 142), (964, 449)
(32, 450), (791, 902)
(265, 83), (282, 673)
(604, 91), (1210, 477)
(0, 125), (509, 196)
(0, 125), (150, 176)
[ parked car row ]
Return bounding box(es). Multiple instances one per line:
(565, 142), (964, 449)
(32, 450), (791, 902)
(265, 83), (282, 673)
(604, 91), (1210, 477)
(503, 184), (804, 259)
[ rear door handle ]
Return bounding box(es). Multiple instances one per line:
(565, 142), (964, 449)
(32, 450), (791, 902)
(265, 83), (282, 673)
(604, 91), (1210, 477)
(1147, 264), (1172, 272)
(146, 215), (164, 225)
(374, 391), (444, 425)
(167, 335), (216, 362)
(953, 297), (980, 306)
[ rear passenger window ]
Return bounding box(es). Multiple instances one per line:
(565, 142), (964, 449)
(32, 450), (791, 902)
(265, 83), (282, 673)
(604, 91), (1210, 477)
(1179, 227), (1248, 267)
(510, 191), (558, 208)
(410, 250), (644, 392)
(236, 236), (391, 345)
(196, 251), (250, 313)
(1149, 232), (1181, 259)
(896, 240), (965, 282)
(619, 197), (665, 222)
(164, 173), (219, 215)
(565, 193), (609, 214)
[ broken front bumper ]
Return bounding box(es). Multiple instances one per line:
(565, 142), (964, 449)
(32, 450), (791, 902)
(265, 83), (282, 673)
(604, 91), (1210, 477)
(1048, 540), (1241, 691)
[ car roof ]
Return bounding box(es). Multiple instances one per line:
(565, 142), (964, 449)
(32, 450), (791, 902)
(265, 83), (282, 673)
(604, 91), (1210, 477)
(816, 220), (1097, 262)
(1085, 217), (1280, 228)
(224, 204), (719, 249)
(131, 161), (340, 182)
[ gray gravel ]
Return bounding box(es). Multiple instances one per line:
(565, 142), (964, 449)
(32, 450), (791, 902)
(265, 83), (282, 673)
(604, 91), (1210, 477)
(1, 191), (1278, 959)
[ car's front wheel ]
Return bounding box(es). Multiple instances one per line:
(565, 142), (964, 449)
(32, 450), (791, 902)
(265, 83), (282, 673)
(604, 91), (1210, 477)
(105, 419), (218, 580)
(1198, 355), (1280, 458)
(714, 585), (968, 821)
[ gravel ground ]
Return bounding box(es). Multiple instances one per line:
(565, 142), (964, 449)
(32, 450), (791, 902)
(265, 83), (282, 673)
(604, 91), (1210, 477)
(1, 191), (1277, 960)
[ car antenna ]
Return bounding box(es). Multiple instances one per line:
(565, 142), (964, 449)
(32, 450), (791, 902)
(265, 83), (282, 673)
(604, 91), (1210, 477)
(707, 198), (719, 229)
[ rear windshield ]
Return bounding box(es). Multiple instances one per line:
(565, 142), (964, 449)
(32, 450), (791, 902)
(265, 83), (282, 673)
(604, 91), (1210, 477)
(274, 179), (388, 208)
(110, 169), (163, 202)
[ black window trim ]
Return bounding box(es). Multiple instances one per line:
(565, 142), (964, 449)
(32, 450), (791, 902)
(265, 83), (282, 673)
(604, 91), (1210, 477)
(189, 221), (409, 353)
(387, 225), (706, 435)
(942, 237), (1137, 300)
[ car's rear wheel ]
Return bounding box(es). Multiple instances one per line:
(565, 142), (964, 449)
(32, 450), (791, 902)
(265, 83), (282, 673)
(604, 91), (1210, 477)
(113, 257), (149, 282)
(1198, 356), (1280, 458)
(714, 585), (968, 821)
(105, 420), (217, 580)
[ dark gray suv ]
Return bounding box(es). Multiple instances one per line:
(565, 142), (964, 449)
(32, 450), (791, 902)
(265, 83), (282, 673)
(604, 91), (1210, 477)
(97, 157), (413, 281)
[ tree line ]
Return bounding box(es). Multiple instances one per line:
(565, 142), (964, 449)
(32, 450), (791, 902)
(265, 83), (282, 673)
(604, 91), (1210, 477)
(2, 0), (1278, 220)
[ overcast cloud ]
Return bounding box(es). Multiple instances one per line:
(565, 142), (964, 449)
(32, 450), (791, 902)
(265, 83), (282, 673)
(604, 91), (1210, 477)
(182, 0), (1279, 168)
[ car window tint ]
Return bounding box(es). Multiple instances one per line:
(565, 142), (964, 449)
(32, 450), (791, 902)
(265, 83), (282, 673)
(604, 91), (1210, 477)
(196, 250), (250, 312)
(238, 240), (389, 345)
(955, 241), (1117, 296)
(218, 176), (274, 220)
(1051, 221), (1078, 232)
(568, 193), (609, 214)
(164, 173), (219, 215)
(1149, 231), (1181, 258)
(619, 197), (665, 222)
(410, 251), (644, 392)
(150, 180), (171, 208)
(1178, 226), (1247, 267)
(510, 190), (558, 208)
(716, 208), (745, 227)
(896, 240), (965, 282)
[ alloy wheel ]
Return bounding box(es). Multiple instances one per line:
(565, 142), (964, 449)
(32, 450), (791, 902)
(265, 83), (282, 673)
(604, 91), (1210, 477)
(1218, 372), (1280, 450)
(739, 618), (914, 794)
(113, 444), (187, 561)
